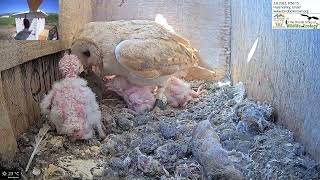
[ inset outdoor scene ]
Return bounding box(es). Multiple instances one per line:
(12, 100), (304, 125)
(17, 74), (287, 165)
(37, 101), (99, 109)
(0, 0), (58, 40)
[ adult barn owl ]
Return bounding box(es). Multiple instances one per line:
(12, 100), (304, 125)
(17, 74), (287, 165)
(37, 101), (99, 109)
(71, 20), (201, 110)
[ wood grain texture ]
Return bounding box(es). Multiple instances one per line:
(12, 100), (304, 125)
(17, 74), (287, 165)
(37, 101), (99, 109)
(1, 52), (63, 136)
(0, 41), (66, 72)
(231, 0), (320, 162)
(59, 0), (93, 47)
(0, 74), (17, 160)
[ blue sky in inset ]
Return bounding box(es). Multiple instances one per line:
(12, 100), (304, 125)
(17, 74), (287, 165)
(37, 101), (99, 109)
(0, 0), (58, 14)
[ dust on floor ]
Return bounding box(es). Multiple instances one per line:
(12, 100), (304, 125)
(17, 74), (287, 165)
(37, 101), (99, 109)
(1, 80), (319, 180)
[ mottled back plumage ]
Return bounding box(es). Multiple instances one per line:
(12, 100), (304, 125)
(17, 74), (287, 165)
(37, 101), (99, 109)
(71, 20), (201, 86)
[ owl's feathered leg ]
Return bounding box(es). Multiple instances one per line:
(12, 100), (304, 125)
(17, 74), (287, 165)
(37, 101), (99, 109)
(152, 86), (167, 112)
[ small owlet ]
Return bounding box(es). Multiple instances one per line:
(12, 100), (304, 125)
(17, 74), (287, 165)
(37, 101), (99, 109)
(40, 54), (106, 140)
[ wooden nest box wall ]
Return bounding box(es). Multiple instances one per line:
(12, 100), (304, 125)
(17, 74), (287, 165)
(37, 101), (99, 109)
(0, 0), (232, 160)
(0, 41), (66, 160)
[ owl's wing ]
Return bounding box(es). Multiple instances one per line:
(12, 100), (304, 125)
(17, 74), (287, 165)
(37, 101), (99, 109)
(115, 38), (200, 79)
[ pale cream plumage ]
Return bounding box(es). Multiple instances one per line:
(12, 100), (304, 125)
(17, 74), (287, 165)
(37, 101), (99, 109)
(71, 20), (201, 109)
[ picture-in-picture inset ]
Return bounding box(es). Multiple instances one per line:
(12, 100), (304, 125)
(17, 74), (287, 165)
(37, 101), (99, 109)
(0, 0), (58, 40)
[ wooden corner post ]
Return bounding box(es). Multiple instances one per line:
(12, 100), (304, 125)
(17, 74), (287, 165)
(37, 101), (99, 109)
(0, 73), (17, 160)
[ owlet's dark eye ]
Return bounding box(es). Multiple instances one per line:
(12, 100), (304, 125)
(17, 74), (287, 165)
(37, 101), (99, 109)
(83, 50), (91, 57)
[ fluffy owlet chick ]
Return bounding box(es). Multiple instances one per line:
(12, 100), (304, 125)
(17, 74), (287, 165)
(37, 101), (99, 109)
(164, 77), (206, 108)
(40, 54), (105, 140)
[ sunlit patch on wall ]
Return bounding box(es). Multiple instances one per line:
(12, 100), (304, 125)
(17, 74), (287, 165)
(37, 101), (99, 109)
(247, 37), (259, 63)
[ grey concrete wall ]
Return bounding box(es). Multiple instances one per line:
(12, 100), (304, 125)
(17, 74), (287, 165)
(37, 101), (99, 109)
(231, 0), (320, 161)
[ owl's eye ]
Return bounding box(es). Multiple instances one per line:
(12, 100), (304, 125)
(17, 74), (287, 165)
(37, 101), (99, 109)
(83, 50), (91, 57)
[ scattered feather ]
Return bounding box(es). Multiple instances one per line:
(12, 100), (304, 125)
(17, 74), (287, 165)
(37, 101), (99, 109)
(25, 123), (50, 172)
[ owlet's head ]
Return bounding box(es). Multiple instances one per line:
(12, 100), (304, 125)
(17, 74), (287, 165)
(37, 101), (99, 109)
(59, 54), (82, 78)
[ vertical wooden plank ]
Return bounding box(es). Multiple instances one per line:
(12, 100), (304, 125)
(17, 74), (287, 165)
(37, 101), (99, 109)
(1, 67), (30, 136)
(52, 51), (63, 81)
(24, 58), (43, 125)
(1, 51), (64, 137)
(59, 0), (93, 47)
(20, 62), (37, 126)
(0, 73), (17, 160)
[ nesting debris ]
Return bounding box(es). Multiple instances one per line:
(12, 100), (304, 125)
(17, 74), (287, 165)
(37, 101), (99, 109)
(101, 134), (128, 156)
(136, 149), (163, 176)
(5, 80), (320, 180)
(174, 159), (204, 179)
(108, 157), (131, 177)
(159, 120), (177, 140)
(192, 120), (243, 179)
(32, 167), (41, 176)
(155, 142), (188, 165)
(25, 123), (50, 172)
(140, 134), (163, 154)
(236, 101), (274, 135)
(57, 156), (97, 179)
(43, 164), (67, 179)
(115, 114), (134, 131)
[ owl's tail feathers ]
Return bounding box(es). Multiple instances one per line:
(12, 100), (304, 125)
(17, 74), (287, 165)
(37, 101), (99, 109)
(155, 14), (175, 33)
